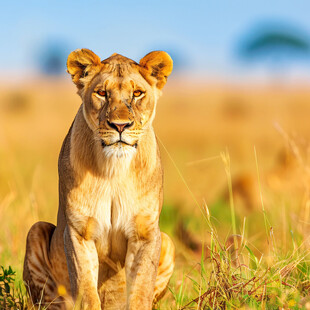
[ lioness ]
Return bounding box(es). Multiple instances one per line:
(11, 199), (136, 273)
(23, 49), (175, 309)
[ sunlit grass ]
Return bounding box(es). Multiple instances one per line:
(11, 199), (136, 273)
(1, 80), (310, 309)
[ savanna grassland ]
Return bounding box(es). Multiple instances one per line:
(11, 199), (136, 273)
(0, 77), (310, 309)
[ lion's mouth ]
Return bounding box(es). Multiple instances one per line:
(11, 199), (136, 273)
(101, 140), (137, 149)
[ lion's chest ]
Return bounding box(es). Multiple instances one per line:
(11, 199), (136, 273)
(68, 173), (138, 260)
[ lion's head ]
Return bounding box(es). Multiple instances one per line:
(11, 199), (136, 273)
(67, 49), (173, 159)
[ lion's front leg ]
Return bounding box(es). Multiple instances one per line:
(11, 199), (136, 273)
(125, 229), (161, 310)
(64, 225), (101, 309)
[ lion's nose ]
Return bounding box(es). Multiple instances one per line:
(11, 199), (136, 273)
(107, 121), (133, 133)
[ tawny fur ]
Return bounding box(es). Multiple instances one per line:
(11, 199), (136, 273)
(23, 49), (175, 310)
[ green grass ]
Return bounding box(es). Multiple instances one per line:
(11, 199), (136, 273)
(155, 144), (310, 309)
(0, 266), (27, 309)
(163, 218), (310, 309)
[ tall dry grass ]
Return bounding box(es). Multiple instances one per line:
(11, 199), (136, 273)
(0, 78), (310, 308)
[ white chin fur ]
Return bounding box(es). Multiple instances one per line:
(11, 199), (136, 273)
(103, 143), (137, 159)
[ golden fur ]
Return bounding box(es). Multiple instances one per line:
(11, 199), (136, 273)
(23, 49), (175, 309)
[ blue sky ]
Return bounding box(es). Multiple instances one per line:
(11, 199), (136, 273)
(2, 0), (310, 78)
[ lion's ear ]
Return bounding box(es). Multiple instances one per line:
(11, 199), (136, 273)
(139, 51), (173, 89)
(67, 48), (101, 88)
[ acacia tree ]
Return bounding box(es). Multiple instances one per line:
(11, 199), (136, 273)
(237, 23), (310, 80)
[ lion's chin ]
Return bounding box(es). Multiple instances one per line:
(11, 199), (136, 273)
(101, 140), (137, 149)
(102, 141), (137, 159)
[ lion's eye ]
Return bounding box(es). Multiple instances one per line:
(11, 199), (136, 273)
(97, 90), (106, 97)
(133, 90), (144, 98)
